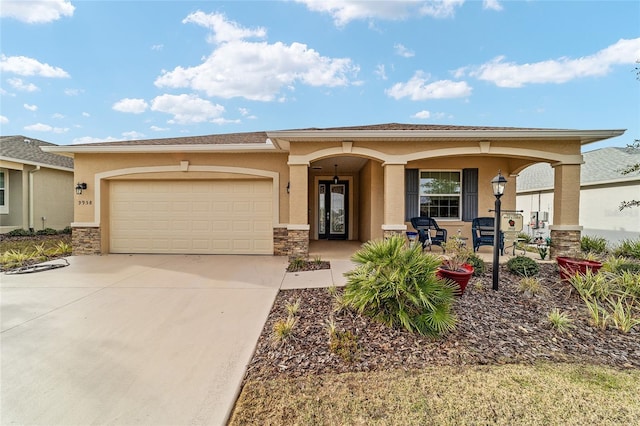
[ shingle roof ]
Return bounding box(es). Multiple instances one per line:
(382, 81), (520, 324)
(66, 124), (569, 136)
(0, 136), (74, 169)
(68, 123), (555, 147)
(516, 146), (640, 191)
(70, 131), (270, 147)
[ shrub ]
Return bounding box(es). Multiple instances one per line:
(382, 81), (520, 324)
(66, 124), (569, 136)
(506, 255), (540, 277)
(613, 238), (640, 259)
(341, 236), (457, 336)
(326, 318), (359, 362)
(581, 235), (608, 254)
(538, 245), (548, 260)
(5, 228), (33, 237)
(548, 308), (574, 333)
(569, 270), (640, 332)
(467, 253), (486, 276)
(60, 226), (72, 235)
(272, 316), (297, 344)
(519, 276), (542, 296)
(287, 257), (307, 272)
(36, 227), (58, 236)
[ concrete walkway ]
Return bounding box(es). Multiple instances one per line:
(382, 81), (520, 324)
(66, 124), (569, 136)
(1, 254), (289, 426)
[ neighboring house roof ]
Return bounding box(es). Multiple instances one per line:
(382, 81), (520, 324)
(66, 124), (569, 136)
(516, 146), (640, 192)
(0, 135), (74, 171)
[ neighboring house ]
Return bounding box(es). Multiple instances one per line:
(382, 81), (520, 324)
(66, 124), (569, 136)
(0, 136), (75, 233)
(42, 123), (625, 258)
(516, 146), (640, 244)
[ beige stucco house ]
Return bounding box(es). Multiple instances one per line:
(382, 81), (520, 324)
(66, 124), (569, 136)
(1, 136), (74, 233)
(42, 123), (625, 258)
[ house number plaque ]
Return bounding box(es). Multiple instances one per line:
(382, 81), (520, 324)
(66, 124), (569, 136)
(78, 200), (93, 205)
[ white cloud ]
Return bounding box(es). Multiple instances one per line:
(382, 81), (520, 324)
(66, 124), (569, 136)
(394, 43), (415, 58)
(24, 103), (38, 111)
(467, 37), (640, 88)
(112, 98), (149, 114)
(0, 54), (70, 77)
(374, 64), (387, 80)
(151, 44), (164, 51)
(155, 12), (358, 101)
(294, 0), (466, 26)
(419, 0), (465, 19)
(413, 110), (431, 119)
(52, 113), (64, 119)
(156, 40), (358, 101)
(150, 93), (226, 124)
(24, 122), (68, 133)
(483, 0), (503, 11)
(0, 115), (8, 124)
(65, 88), (82, 96)
(71, 136), (121, 145)
(8, 78), (38, 92)
(386, 71), (472, 100)
(82, 112), (90, 117)
(150, 125), (169, 132)
(0, 0), (74, 23)
(183, 11), (267, 44)
(122, 131), (145, 140)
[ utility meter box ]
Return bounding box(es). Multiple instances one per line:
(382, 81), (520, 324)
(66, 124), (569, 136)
(530, 212), (539, 229)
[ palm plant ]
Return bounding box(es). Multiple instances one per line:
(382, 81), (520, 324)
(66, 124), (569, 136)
(341, 236), (457, 337)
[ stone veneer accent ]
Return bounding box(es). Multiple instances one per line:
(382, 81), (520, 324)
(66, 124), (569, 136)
(550, 229), (581, 259)
(273, 227), (288, 256)
(383, 229), (404, 239)
(288, 229), (309, 260)
(72, 227), (101, 255)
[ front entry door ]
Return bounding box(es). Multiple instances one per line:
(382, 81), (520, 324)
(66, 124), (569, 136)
(318, 180), (348, 240)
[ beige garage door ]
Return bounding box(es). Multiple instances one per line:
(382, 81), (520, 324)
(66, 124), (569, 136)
(110, 180), (273, 254)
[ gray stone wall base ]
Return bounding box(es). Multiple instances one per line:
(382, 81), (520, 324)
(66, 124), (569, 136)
(72, 227), (101, 255)
(550, 229), (581, 259)
(288, 229), (309, 260)
(273, 227), (288, 256)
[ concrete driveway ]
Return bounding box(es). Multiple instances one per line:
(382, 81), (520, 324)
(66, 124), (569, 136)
(1, 254), (288, 425)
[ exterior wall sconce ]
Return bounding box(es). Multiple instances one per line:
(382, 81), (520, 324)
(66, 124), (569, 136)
(75, 182), (87, 195)
(286, 181), (290, 194)
(490, 171), (508, 291)
(333, 164), (339, 184)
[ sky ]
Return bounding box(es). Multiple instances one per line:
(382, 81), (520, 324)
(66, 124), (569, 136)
(1, 0), (639, 151)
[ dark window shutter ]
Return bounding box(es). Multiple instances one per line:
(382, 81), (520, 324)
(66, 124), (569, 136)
(405, 169), (419, 221)
(462, 168), (478, 222)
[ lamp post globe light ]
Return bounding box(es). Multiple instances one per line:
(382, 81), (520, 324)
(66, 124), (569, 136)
(491, 171), (507, 291)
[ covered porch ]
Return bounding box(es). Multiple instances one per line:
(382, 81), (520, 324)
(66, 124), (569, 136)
(268, 125), (624, 260)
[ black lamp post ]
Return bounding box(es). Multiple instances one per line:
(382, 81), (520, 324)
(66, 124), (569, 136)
(491, 171), (507, 291)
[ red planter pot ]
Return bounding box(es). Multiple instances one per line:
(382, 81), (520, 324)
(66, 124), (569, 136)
(437, 263), (474, 295)
(556, 256), (603, 281)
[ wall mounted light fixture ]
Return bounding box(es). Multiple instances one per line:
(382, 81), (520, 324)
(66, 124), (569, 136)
(333, 164), (339, 184)
(286, 181), (290, 194)
(75, 182), (87, 195)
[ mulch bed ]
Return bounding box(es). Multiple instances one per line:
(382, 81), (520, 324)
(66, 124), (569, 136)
(245, 263), (640, 382)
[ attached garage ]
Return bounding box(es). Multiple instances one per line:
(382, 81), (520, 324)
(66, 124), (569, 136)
(109, 179), (273, 254)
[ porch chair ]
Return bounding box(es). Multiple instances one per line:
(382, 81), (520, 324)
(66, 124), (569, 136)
(471, 217), (505, 255)
(410, 217), (448, 251)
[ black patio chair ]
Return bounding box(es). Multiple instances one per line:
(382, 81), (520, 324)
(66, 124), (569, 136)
(410, 217), (448, 251)
(471, 217), (504, 255)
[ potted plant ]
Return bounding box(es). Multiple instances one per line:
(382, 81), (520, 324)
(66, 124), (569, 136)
(436, 238), (474, 295)
(556, 252), (603, 281)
